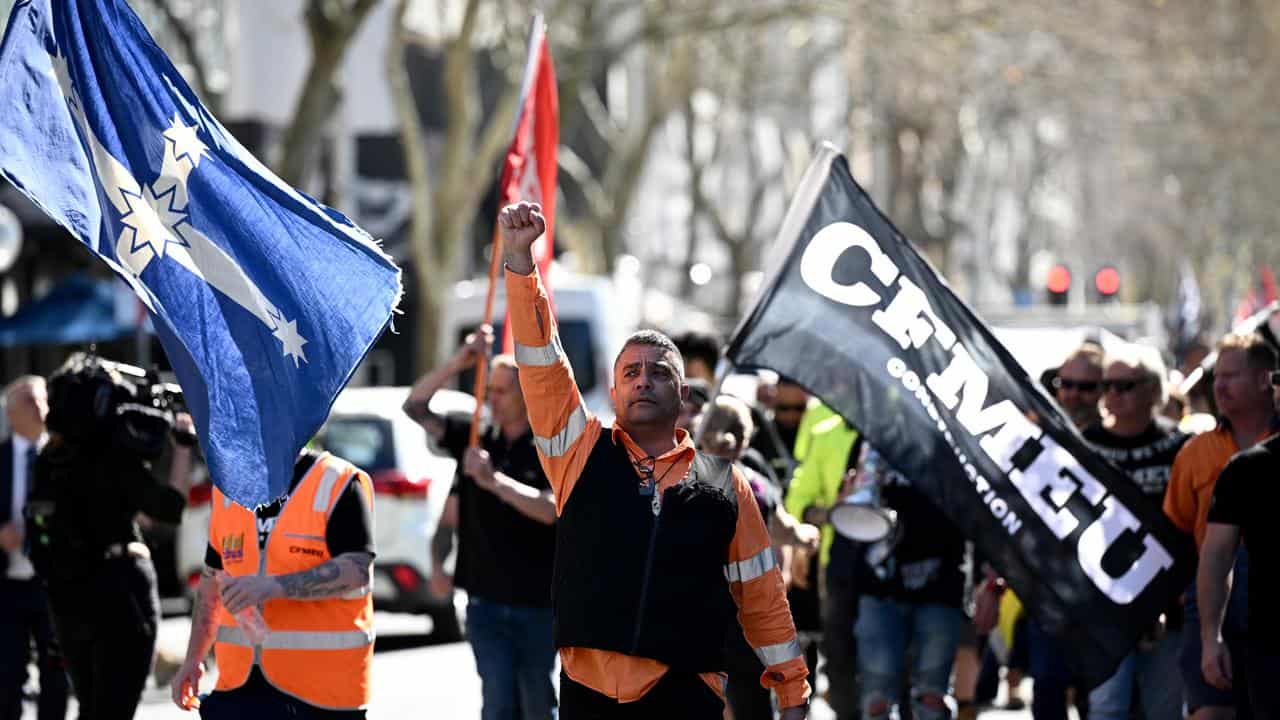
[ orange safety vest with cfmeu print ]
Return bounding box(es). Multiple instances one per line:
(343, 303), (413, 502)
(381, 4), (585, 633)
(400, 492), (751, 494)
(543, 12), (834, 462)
(209, 453), (375, 710)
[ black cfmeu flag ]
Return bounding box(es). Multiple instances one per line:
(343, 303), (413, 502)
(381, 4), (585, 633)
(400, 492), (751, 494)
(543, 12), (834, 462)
(726, 144), (1194, 687)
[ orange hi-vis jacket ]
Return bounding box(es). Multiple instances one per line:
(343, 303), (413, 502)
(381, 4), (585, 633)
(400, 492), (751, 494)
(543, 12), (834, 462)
(209, 453), (375, 710)
(1163, 423), (1277, 548)
(505, 267), (812, 709)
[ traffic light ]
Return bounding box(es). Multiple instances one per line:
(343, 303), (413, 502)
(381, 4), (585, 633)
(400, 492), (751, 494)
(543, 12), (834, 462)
(1046, 263), (1071, 306)
(1094, 265), (1120, 303)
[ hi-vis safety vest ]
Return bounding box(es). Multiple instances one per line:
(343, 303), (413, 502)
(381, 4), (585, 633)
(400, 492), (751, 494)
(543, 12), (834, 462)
(209, 453), (374, 710)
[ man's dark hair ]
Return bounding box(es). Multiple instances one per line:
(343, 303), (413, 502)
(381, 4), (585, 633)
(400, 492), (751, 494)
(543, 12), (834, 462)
(617, 329), (685, 378)
(673, 331), (721, 372)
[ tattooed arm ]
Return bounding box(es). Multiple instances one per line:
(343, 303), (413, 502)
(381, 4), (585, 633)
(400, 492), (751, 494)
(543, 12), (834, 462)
(218, 552), (375, 613)
(172, 566), (221, 709)
(276, 551), (375, 600)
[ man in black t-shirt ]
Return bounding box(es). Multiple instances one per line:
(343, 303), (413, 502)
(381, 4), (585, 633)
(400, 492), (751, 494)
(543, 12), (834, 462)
(403, 326), (557, 720)
(1201, 371), (1280, 720)
(853, 446), (967, 720)
(1083, 345), (1189, 720)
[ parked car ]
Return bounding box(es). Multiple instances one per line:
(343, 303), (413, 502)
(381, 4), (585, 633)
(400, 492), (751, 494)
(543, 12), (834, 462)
(176, 385), (474, 642)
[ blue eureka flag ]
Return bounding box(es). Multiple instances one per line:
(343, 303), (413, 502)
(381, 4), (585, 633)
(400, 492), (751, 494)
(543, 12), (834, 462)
(0, 0), (402, 506)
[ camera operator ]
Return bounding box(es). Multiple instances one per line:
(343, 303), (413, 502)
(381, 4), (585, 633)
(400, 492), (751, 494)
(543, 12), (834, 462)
(27, 354), (195, 720)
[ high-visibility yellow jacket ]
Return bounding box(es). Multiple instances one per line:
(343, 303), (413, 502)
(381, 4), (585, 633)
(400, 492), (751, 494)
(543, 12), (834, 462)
(792, 401), (838, 464)
(784, 414), (858, 567)
(209, 453), (374, 710)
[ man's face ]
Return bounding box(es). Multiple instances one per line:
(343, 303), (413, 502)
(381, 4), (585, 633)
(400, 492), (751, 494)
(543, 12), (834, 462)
(685, 358), (715, 385)
(486, 366), (526, 428)
(1055, 356), (1102, 428)
(5, 381), (47, 440)
(612, 343), (686, 430)
(1213, 349), (1271, 421)
(1102, 360), (1158, 426)
(772, 384), (809, 432)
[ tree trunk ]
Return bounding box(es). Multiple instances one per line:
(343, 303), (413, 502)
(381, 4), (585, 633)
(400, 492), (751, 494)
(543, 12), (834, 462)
(386, 0), (440, 372)
(276, 0), (380, 188)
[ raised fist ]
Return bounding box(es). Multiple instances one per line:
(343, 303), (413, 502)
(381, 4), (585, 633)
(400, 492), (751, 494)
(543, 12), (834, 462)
(498, 202), (546, 274)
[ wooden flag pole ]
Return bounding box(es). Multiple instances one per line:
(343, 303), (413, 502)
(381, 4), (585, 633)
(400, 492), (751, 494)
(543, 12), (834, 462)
(469, 225), (504, 447)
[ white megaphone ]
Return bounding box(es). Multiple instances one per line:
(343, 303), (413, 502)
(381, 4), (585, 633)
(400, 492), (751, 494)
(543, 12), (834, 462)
(829, 445), (898, 543)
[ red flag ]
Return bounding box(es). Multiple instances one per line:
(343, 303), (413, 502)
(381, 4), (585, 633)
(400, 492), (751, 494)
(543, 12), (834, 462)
(1261, 266), (1279, 304)
(500, 17), (558, 352)
(1234, 266), (1279, 324)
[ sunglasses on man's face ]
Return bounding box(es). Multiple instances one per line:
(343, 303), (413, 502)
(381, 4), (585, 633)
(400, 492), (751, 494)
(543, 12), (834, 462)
(774, 403), (807, 414)
(1052, 377), (1101, 393)
(1102, 377), (1151, 395)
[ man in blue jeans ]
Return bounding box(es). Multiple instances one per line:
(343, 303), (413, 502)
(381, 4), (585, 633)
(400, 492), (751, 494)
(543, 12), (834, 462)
(406, 328), (558, 720)
(852, 447), (966, 720)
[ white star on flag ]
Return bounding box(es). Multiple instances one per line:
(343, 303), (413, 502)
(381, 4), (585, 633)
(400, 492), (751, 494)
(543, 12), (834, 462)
(119, 181), (189, 258)
(162, 115), (208, 167)
(49, 53), (310, 367)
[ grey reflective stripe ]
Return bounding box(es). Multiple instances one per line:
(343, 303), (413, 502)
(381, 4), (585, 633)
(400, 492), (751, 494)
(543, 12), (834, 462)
(514, 335), (563, 367)
(218, 625), (374, 650)
(754, 638), (804, 667)
(312, 466), (343, 512)
(283, 532), (326, 542)
(723, 548), (777, 584)
(534, 403), (588, 457)
(323, 473), (356, 520)
(341, 584), (372, 600)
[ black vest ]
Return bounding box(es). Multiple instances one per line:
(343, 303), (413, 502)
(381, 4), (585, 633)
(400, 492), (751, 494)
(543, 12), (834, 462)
(553, 433), (739, 672)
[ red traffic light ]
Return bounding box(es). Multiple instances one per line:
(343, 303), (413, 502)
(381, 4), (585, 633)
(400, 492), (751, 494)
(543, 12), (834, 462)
(1047, 264), (1072, 294)
(1094, 266), (1120, 296)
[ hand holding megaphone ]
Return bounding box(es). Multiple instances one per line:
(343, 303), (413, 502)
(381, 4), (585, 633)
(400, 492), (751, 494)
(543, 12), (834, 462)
(829, 446), (898, 543)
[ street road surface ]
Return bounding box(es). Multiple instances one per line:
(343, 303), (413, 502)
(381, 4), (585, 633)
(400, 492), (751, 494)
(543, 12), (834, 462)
(27, 612), (1040, 719)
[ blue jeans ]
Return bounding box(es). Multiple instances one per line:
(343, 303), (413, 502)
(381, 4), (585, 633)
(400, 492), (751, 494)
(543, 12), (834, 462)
(466, 597), (558, 720)
(854, 596), (963, 720)
(1088, 628), (1182, 720)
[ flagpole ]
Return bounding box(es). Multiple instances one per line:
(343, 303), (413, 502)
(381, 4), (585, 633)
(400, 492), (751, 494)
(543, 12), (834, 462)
(469, 225), (505, 448)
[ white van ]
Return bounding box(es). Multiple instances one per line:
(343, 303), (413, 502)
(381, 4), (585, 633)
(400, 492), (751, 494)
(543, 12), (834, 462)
(443, 268), (638, 422)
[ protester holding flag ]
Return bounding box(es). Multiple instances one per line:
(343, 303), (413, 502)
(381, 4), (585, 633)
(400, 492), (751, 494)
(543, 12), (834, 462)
(850, 446), (967, 720)
(403, 327), (558, 720)
(1083, 343), (1189, 720)
(1165, 333), (1279, 720)
(499, 201), (810, 719)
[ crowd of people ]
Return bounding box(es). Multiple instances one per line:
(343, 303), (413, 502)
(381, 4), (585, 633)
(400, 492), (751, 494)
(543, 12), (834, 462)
(2, 201), (1277, 720)
(395, 203), (1280, 720)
